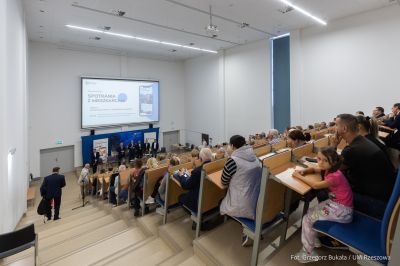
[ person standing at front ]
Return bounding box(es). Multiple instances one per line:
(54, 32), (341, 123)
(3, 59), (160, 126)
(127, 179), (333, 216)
(40, 167), (66, 221)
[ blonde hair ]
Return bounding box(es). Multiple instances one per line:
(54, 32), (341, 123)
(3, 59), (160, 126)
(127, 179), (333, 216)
(191, 149), (199, 158)
(146, 157), (159, 169)
(118, 165), (127, 172)
(199, 148), (212, 162)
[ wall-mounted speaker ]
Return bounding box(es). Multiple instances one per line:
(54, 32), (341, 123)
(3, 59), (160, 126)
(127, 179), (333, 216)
(90, 129), (95, 135)
(149, 123), (153, 129)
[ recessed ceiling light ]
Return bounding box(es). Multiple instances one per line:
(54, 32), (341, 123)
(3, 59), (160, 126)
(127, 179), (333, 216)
(39, 25), (44, 28)
(169, 49), (177, 52)
(40, 9), (45, 12)
(277, 0), (327, 26)
(65, 24), (218, 54)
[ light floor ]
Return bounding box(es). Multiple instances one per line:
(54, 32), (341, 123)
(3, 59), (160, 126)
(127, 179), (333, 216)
(0, 171), (360, 266)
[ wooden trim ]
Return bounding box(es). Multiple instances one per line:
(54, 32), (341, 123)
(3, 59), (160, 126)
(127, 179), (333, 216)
(387, 198), (400, 255)
(292, 143), (314, 159)
(254, 145), (272, 157)
(203, 159), (226, 175)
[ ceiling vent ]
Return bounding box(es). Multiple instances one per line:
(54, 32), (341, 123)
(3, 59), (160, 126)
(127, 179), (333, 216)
(278, 5), (294, 14)
(112, 9), (126, 17)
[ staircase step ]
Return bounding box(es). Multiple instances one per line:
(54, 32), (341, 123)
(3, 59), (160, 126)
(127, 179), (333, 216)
(158, 248), (194, 266)
(159, 216), (194, 252)
(137, 208), (186, 236)
(38, 214), (116, 248)
(97, 238), (174, 266)
(39, 220), (132, 265)
(37, 210), (108, 237)
(178, 255), (207, 266)
(19, 204), (97, 229)
(44, 227), (146, 266)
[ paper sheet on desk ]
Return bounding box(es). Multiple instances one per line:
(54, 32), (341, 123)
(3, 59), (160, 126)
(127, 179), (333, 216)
(274, 167), (312, 195)
(258, 152), (276, 161)
(275, 168), (295, 180)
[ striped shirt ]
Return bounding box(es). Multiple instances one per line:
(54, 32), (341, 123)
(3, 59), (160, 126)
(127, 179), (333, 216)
(221, 158), (237, 186)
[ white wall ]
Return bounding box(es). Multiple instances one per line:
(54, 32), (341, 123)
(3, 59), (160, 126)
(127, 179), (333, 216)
(291, 5), (400, 126)
(184, 39), (271, 145)
(183, 53), (223, 146)
(28, 42), (185, 177)
(0, 0), (28, 233)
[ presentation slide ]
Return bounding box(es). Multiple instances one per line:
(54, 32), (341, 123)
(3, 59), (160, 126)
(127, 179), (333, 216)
(82, 77), (159, 128)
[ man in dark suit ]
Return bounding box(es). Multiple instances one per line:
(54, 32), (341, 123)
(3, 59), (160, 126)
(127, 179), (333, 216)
(128, 140), (136, 161)
(91, 148), (100, 173)
(151, 139), (159, 158)
(385, 103), (400, 150)
(136, 140), (144, 158)
(145, 139), (150, 154)
(40, 167), (66, 220)
(116, 142), (126, 165)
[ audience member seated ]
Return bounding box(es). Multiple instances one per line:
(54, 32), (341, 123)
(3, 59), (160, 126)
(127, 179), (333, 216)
(108, 168), (120, 206)
(191, 148), (200, 160)
(130, 158), (158, 216)
(219, 135), (262, 245)
(356, 115), (387, 154)
(215, 147), (227, 160)
(176, 148), (212, 213)
(334, 114), (396, 219)
(328, 121), (336, 127)
(92, 169), (105, 196)
(355, 111), (364, 116)
(158, 156), (181, 201)
(307, 125), (314, 131)
(266, 129), (281, 145)
(292, 147), (353, 263)
(143, 158), (159, 204)
(385, 103), (400, 150)
(319, 122), (327, 130)
(287, 129), (309, 148)
(372, 106), (385, 119)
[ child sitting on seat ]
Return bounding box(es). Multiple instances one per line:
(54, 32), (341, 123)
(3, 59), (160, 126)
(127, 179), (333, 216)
(292, 147), (353, 263)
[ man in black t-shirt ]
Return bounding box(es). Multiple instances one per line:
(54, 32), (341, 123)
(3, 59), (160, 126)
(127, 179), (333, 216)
(335, 114), (396, 219)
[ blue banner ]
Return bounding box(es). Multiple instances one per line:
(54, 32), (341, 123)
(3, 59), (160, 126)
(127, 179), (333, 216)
(81, 127), (159, 165)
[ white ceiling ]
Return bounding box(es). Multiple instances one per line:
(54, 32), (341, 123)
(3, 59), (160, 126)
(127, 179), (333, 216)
(24, 0), (396, 61)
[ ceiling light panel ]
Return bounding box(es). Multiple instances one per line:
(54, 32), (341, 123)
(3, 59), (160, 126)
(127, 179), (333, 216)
(277, 0), (327, 26)
(65, 24), (218, 54)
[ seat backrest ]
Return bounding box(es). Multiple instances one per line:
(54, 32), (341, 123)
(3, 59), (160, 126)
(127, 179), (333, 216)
(254, 145), (272, 157)
(381, 170), (400, 255)
(292, 143), (314, 159)
(313, 137), (329, 151)
(263, 151), (291, 170)
(0, 223), (35, 253)
(200, 159), (227, 213)
(193, 159), (202, 168)
(144, 166), (169, 198)
(271, 140), (287, 151)
(202, 158), (226, 175)
(118, 170), (130, 190)
(169, 162), (193, 175)
(257, 167), (285, 224)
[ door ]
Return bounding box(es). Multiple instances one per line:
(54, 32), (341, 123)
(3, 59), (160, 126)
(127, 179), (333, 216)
(40, 145), (74, 177)
(272, 35), (290, 132)
(163, 130), (180, 152)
